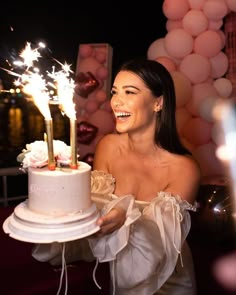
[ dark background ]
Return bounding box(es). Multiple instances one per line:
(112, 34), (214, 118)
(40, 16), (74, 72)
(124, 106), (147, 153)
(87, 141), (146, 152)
(0, 0), (167, 87)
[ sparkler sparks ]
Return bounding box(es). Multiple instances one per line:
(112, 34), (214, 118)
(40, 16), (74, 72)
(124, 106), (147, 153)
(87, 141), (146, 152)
(1, 41), (78, 169)
(2, 41), (77, 118)
(19, 42), (41, 68)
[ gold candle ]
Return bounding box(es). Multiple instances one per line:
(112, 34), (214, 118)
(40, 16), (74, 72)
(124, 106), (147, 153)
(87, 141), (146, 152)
(45, 119), (56, 170)
(70, 118), (78, 169)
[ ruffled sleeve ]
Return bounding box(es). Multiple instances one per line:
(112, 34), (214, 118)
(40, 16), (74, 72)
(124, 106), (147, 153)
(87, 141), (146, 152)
(90, 170), (142, 261)
(89, 194), (141, 261)
(91, 170), (115, 196)
(88, 191), (196, 293)
(90, 170), (116, 210)
(140, 192), (196, 290)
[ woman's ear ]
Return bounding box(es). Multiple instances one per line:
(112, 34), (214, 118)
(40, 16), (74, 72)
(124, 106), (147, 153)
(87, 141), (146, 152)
(154, 96), (163, 112)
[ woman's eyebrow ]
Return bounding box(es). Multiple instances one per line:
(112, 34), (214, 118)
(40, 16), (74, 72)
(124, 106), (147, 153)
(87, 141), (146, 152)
(112, 85), (140, 91)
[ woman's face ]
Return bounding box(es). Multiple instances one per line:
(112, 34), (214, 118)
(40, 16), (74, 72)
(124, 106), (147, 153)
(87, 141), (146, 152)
(111, 70), (160, 134)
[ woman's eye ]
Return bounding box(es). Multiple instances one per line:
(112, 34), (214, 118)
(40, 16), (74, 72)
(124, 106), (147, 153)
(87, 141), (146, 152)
(111, 90), (116, 96)
(125, 90), (135, 95)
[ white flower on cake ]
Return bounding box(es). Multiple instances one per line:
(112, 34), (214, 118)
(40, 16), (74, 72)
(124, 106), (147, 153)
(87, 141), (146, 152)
(17, 140), (73, 169)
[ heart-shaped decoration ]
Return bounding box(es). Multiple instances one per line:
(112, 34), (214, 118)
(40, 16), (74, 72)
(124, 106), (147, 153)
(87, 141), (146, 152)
(77, 121), (98, 144)
(75, 71), (99, 98)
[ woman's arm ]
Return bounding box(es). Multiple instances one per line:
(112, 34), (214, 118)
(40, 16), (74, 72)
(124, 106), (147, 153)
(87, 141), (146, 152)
(93, 134), (127, 236)
(93, 133), (115, 172)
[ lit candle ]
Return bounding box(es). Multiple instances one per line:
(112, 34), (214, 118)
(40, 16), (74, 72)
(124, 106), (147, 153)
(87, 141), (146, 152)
(45, 119), (56, 170)
(70, 118), (78, 169)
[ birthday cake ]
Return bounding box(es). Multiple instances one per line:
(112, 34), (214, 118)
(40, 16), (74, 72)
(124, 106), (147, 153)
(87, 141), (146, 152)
(3, 140), (100, 243)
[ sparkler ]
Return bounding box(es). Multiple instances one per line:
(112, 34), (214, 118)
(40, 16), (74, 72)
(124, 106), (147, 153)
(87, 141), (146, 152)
(2, 41), (77, 170)
(19, 44), (56, 170)
(49, 63), (78, 169)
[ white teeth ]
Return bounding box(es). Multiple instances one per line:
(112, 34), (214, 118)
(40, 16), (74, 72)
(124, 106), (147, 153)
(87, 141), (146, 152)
(115, 112), (131, 118)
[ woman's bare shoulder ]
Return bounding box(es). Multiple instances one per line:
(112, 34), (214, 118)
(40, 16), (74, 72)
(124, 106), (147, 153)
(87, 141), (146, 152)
(96, 133), (121, 151)
(166, 153), (202, 203)
(172, 154), (201, 178)
(93, 133), (123, 171)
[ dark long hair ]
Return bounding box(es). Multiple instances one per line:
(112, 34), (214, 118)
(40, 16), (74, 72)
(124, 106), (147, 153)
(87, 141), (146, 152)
(118, 58), (190, 155)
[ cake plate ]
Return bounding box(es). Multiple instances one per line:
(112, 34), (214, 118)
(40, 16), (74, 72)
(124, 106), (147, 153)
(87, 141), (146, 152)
(3, 200), (100, 243)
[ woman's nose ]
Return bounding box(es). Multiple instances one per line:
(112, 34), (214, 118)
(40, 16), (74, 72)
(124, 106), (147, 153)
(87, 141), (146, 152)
(111, 97), (122, 108)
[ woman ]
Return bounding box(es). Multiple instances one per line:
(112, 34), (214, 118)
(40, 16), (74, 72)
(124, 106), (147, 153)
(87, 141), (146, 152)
(33, 59), (201, 294)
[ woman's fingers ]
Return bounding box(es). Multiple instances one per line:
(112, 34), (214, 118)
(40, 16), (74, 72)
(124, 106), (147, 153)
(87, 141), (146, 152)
(96, 207), (126, 236)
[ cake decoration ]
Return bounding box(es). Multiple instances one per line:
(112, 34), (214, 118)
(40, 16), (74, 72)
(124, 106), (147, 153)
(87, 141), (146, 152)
(17, 140), (73, 170)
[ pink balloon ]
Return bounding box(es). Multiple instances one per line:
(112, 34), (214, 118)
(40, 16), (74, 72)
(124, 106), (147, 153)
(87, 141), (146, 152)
(182, 117), (212, 146)
(95, 89), (107, 103)
(186, 82), (218, 117)
(84, 99), (99, 113)
(74, 95), (87, 110)
(210, 51), (229, 78)
(217, 30), (226, 48)
(88, 109), (115, 135)
(194, 30), (223, 57)
(79, 44), (93, 58)
(192, 83), (218, 101)
(188, 0), (205, 9)
(203, 0), (228, 21)
(179, 53), (211, 84)
(162, 0), (190, 20)
(95, 51), (107, 63)
(155, 56), (177, 72)
(182, 10), (208, 37)
(166, 19), (182, 31)
(96, 66), (108, 80)
(171, 71), (192, 107)
(176, 107), (192, 135)
(197, 96), (220, 122)
(213, 78), (233, 98)
(147, 38), (169, 60)
(77, 57), (101, 74)
(192, 142), (224, 177)
(226, 0), (236, 12)
(208, 19), (223, 31)
(165, 28), (193, 59)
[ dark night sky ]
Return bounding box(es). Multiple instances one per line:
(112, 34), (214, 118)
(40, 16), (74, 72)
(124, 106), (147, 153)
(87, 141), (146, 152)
(0, 1), (167, 86)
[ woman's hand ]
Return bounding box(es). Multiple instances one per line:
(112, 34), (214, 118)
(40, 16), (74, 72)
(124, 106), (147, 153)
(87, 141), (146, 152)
(95, 207), (126, 237)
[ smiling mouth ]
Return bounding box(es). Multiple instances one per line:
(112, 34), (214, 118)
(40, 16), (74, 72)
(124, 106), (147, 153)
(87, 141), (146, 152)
(114, 111), (131, 118)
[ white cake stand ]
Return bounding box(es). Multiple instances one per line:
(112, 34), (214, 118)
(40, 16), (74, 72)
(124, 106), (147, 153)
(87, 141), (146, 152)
(3, 200), (100, 243)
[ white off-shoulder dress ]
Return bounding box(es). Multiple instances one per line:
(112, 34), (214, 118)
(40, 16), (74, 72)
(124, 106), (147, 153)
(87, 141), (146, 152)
(32, 170), (197, 295)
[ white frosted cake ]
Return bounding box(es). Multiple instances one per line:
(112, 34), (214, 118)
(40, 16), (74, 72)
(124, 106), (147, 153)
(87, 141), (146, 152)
(28, 163), (91, 216)
(3, 141), (100, 243)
